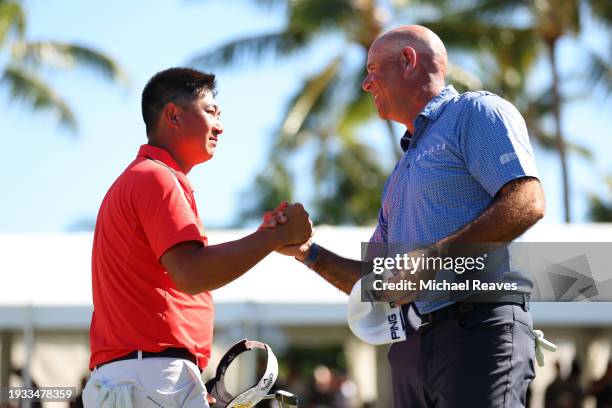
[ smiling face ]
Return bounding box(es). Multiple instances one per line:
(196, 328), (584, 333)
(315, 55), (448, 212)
(361, 27), (449, 132)
(177, 91), (223, 164)
(362, 40), (406, 123)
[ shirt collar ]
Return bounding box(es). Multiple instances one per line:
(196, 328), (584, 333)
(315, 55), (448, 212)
(418, 85), (458, 122)
(137, 144), (184, 173)
(401, 85), (458, 152)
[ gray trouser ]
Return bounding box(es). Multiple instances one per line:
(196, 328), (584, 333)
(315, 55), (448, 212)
(389, 303), (536, 408)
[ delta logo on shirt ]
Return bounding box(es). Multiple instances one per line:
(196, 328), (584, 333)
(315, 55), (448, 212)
(416, 143), (447, 161)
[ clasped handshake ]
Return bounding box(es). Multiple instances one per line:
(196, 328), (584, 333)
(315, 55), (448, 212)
(258, 202), (314, 261)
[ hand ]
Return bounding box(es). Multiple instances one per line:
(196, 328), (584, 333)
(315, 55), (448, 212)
(377, 248), (438, 306)
(206, 394), (216, 405)
(278, 203), (312, 245)
(276, 238), (313, 260)
(259, 202), (289, 230)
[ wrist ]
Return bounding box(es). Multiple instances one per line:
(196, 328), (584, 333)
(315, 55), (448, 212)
(259, 227), (286, 250)
(298, 242), (320, 267)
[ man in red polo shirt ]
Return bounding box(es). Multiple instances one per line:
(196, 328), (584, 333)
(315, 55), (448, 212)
(83, 68), (312, 408)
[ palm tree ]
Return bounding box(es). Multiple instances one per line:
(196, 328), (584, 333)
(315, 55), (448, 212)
(191, 0), (479, 225)
(423, 0), (612, 223)
(0, 0), (126, 132)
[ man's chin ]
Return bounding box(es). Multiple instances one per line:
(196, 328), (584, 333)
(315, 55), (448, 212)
(199, 151), (214, 163)
(376, 108), (389, 120)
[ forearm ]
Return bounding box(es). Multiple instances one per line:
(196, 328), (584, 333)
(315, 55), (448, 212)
(173, 228), (283, 294)
(307, 245), (364, 294)
(436, 178), (545, 253)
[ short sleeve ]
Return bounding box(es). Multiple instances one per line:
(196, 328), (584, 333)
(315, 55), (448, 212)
(459, 94), (540, 197)
(132, 168), (204, 261)
(364, 209), (388, 261)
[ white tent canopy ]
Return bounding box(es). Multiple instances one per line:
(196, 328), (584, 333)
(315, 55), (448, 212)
(1, 224), (612, 327)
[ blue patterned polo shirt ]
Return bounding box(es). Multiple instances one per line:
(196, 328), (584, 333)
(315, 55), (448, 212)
(369, 85), (540, 314)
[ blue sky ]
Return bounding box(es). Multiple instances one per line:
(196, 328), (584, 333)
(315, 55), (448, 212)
(1, 0), (610, 233)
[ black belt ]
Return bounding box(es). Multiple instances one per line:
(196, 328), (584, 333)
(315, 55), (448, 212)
(419, 293), (529, 326)
(96, 348), (199, 370)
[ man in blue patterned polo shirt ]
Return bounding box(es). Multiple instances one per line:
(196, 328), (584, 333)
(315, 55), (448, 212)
(275, 25), (545, 407)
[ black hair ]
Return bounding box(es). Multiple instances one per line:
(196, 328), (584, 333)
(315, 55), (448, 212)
(141, 67), (217, 135)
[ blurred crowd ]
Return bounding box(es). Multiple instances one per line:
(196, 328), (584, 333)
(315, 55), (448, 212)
(269, 364), (359, 408)
(531, 359), (612, 408)
(4, 357), (612, 407)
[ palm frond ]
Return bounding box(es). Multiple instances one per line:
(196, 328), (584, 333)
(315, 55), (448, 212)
(588, 0), (612, 25)
(0, 0), (25, 45)
(445, 62), (483, 90)
(2, 65), (77, 130)
(314, 141), (386, 225)
(288, 0), (357, 33)
(529, 128), (593, 160)
(453, 0), (530, 20)
(11, 41), (128, 84)
(238, 159), (294, 223)
(425, 18), (539, 90)
(584, 48), (612, 95)
(276, 56), (342, 147)
(588, 194), (612, 222)
(189, 30), (308, 68)
(337, 86), (376, 139)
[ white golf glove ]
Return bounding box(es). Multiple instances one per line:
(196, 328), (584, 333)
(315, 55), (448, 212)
(533, 329), (557, 367)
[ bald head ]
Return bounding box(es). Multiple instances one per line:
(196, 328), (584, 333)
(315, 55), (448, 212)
(374, 25), (448, 76)
(362, 25), (448, 129)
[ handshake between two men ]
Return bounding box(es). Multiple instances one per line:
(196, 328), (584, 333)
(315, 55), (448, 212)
(259, 201), (314, 262)
(161, 201), (313, 296)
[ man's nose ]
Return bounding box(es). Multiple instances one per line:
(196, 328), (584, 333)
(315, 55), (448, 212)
(362, 75), (372, 92)
(214, 120), (223, 135)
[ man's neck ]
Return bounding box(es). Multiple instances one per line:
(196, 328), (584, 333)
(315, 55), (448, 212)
(146, 139), (193, 174)
(402, 83), (445, 134)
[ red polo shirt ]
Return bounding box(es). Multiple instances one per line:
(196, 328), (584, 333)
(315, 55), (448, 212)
(89, 144), (213, 371)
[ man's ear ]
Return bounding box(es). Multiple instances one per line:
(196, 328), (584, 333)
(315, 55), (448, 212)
(401, 46), (417, 75)
(162, 102), (180, 129)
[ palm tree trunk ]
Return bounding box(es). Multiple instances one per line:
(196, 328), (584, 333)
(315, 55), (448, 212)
(385, 119), (402, 161)
(547, 39), (571, 223)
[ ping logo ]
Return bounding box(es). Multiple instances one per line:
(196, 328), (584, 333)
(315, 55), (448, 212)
(388, 314), (401, 340)
(500, 152), (518, 164)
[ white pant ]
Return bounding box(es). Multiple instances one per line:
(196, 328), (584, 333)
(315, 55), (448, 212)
(83, 357), (209, 408)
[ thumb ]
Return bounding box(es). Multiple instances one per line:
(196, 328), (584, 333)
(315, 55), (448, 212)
(206, 394), (216, 405)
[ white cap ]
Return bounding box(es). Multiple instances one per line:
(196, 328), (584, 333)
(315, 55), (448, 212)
(347, 278), (407, 345)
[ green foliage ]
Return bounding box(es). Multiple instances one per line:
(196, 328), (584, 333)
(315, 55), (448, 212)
(588, 176), (612, 222)
(0, 1), (126, 132)
(588, 196), (612, 222)
(2, 65), (76, 130)
(193, 0), (610, 224)
(425, 0), (611, 222)
(191, 0), (423, 225)
(239, 160), (295, 223)
(314, 143), (386, 225)
(0, 0), (24, 45)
